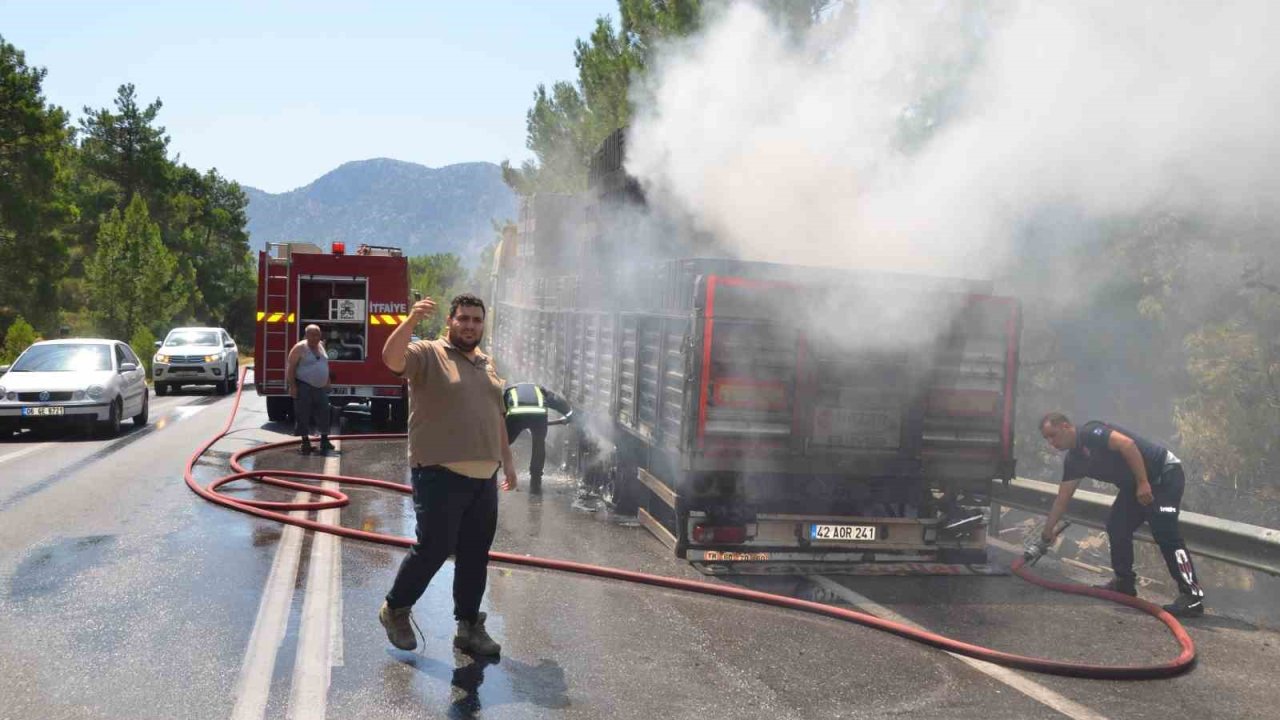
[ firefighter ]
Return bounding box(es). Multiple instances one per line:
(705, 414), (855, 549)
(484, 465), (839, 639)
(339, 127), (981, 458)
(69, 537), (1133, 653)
(286, 324), (335, 456)
(503, 382), (573, 494)
(1031, 412), (1206, 617)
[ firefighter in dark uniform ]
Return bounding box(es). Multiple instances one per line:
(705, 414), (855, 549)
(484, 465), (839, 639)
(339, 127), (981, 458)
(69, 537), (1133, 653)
(503, 382), (572, 493)
(1031, 412), (1206, 617)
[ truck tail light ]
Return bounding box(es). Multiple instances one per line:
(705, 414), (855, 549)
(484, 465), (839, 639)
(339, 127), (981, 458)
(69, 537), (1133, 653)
(373, 387), (402, 397)
(691, 524), (747, 544)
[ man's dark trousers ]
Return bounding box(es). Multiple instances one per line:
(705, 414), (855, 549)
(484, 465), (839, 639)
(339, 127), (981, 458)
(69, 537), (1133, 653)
(1105, 464), (1203, 597)
(293, 381), (330, 439)
(385, 465), (498, 622)
(506, 414), (548, 487)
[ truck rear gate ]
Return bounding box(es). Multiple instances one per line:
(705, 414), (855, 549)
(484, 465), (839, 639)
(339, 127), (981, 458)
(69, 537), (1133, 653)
(493, 258), (1021, 570)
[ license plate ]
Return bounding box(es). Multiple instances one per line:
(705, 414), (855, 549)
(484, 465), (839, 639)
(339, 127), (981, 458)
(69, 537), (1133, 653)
(22, 406), (65, 417)
(811, 524), (877, 541)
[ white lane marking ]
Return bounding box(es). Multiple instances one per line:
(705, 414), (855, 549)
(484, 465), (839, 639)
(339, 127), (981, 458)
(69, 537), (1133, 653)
(171, 404), (210, 421)
(288, 444), (343, 719)
(0, 442), (53, 466)
(330, 512), (345, 668)
(807, 575), (1110, 720)
(231, 493), (309, 720)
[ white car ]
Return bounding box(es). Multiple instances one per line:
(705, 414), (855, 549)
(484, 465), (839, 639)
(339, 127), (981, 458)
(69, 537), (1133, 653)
(152, 327), (239, 395)
(0, 338), (149, 437)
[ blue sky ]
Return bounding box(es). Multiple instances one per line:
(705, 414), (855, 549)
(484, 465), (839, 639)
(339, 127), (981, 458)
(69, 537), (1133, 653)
(1, 0), (619, 193)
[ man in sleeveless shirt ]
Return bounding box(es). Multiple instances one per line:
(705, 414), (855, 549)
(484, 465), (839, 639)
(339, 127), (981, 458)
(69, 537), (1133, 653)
(377, 293), (518, 656)
(1035, 412), (1206, 617)
(286, 324), (335, 456)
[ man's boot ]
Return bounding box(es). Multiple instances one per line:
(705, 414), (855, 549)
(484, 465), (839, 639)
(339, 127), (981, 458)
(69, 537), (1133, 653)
(299, 437), (314, 456)
(1093, 577), (1137, 597)
(529, 475), (542, 495)
(379, 601), (417, 650)
(454, 612), (501, 656)
(320, 437), (338, 455)
(1162, 594), (1205, 618)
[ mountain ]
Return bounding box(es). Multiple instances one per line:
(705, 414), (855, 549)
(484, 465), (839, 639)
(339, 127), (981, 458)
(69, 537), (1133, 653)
(242, 159), (517, 260)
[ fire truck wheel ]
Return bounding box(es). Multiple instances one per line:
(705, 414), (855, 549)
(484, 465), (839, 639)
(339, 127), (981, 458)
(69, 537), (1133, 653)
(266, 396), (293, 423)
(370, 400), (391, 429)
(389, 399), (407, 430)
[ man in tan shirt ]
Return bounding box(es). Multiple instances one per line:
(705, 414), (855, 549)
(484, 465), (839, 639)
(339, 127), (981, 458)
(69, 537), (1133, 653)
(378, 292), (517, 657)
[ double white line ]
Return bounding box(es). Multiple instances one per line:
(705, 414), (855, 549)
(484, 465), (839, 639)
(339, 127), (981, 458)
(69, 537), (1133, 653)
(231, 444), (344, 720)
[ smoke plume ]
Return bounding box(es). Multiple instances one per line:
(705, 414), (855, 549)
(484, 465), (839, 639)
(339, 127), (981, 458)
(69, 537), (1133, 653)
(627, 0), (1280, 281)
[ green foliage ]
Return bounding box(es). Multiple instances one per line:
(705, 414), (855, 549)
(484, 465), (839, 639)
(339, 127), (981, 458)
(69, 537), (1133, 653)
(0, 35), (75, 331)
(408, 253), (467, 338)
(506, 1), (705, 195)
(506, 1), (835, 195)
(0, 36), (256, 348)
(129, 325), (157, 375)
(85, 195), (190, 340)
(1, 316), (38, 364)
(78, 83), (171, 206)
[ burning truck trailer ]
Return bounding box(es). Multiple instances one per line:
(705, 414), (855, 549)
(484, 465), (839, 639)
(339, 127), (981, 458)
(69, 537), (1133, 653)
(490, 129), (1022, 574)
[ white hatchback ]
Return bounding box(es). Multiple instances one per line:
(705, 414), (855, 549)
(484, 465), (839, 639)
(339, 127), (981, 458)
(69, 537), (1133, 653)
(0, 339), (149, 437)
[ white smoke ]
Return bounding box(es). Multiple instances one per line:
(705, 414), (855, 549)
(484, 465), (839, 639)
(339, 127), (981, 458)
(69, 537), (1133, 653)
(627, 0), (1280, 280)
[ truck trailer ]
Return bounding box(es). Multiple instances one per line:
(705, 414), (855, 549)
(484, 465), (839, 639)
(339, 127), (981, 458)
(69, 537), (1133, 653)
(489, 129), (1021, 573)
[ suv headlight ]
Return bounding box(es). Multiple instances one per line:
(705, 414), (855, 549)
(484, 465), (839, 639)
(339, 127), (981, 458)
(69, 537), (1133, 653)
(86, 384), (105, 400)
(204, 353), (223, 363)
(155, 354), (169, 363)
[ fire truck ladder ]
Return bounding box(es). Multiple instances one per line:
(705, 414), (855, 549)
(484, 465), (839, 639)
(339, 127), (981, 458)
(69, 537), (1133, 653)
(262, 243), (294, 388)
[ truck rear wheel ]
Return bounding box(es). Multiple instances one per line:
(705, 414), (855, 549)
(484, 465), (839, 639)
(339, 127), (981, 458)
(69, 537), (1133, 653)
(603, 457), (639, 516)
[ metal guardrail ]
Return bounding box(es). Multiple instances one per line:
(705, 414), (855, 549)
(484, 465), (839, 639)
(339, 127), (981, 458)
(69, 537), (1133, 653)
(991, 477), (1280, 577)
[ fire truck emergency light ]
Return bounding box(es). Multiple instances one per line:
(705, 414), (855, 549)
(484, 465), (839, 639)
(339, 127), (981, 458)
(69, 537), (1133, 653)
(332, 242), (346, 255)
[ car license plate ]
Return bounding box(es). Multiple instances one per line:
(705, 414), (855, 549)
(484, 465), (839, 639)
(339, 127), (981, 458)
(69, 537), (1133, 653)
(22, 406), (65, 417)
(811, 524), (877, 541)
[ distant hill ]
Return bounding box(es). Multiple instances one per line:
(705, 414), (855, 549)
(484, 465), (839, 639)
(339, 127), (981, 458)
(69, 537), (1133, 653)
(243, 159), (517, 260)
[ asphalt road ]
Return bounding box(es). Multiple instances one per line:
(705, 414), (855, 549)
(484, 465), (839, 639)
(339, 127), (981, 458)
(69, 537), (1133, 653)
(1, 384), (1277, 719)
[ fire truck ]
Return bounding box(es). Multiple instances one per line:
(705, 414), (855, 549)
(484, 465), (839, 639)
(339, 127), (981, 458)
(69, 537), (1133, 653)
(490, 129), (1022, 573)
(254, 241), (410, 427)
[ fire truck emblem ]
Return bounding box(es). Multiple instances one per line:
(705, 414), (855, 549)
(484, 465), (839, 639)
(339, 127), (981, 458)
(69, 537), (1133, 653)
(338, 300), (357, 320)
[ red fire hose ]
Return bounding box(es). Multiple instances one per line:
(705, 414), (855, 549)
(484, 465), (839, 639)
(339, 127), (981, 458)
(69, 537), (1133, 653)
(186, 369), (1195, 679)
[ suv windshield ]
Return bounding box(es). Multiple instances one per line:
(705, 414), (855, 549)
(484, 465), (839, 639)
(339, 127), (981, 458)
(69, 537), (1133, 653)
(165, 331), (220, 347)
(11, 344), (112, 372)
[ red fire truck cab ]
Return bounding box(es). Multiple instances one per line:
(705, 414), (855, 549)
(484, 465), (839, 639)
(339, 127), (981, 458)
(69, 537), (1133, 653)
(254, 241), (410, 427)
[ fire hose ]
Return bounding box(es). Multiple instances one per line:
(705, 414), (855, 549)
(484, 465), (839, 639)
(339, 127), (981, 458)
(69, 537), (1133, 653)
(185, 368), (1195, 679)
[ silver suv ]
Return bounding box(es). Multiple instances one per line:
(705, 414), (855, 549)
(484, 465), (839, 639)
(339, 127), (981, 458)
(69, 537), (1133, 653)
(153, 327), (239, 395)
